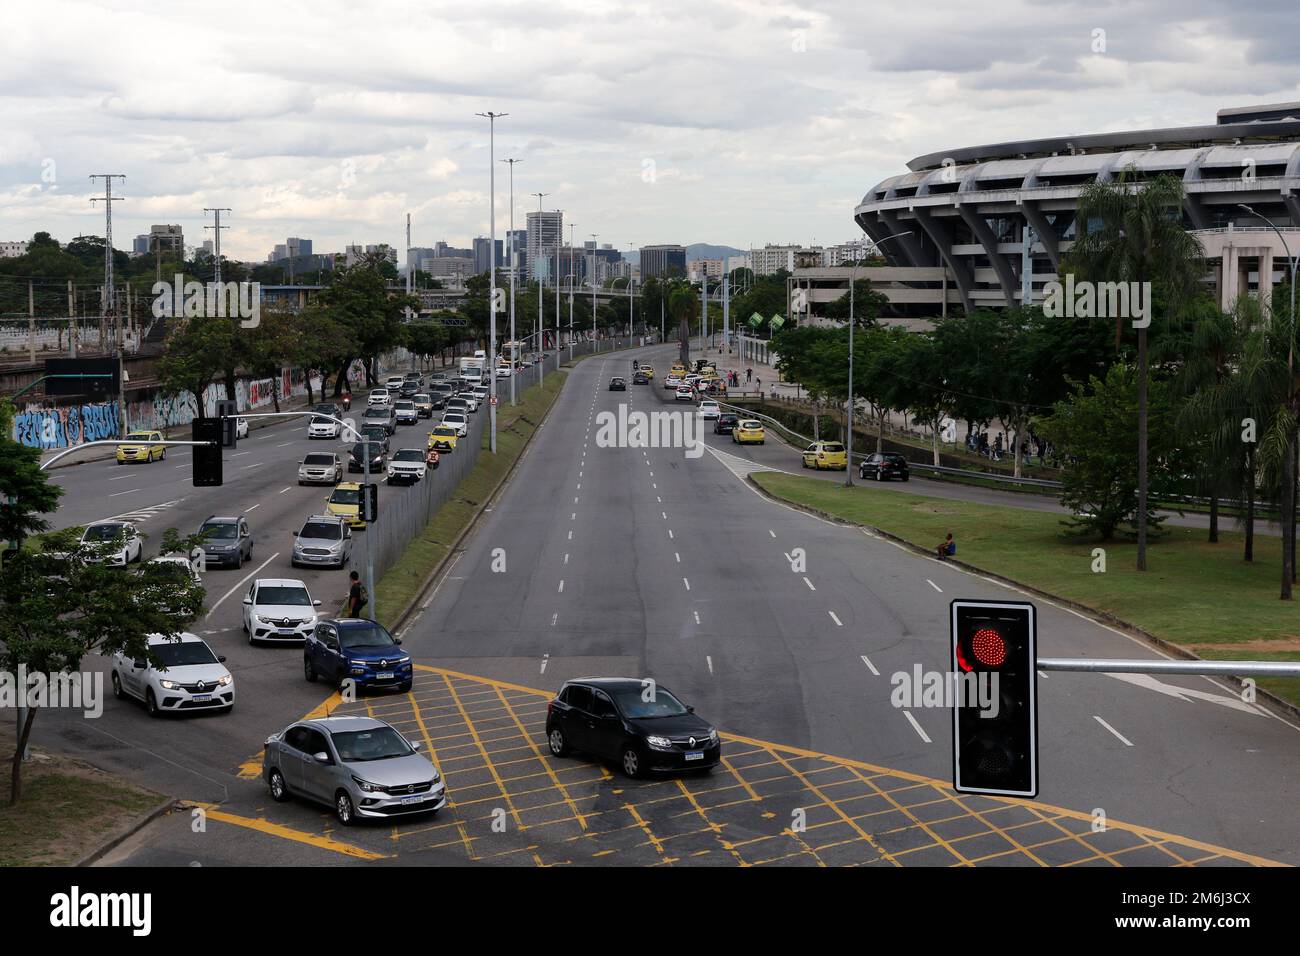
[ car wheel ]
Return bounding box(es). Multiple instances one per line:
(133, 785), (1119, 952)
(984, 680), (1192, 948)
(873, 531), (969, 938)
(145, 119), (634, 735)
(161, 448), (166, 461)
(875, 469), (882, 481)
(145, 689), (160, 718)
(902, 474), (910, 482)
(335, 790), (356, 826)
(268, 768), (290, 803)
(111, 672), (123, 699)
(548, 725), (570, 757)
(801, 458), (808, 468)
(304, 656), (317, 683)
(620, 745), (644, 779)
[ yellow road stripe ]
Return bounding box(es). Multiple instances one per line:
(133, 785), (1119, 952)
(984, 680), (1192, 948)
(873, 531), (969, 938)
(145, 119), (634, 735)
(186, 803), (386, 861)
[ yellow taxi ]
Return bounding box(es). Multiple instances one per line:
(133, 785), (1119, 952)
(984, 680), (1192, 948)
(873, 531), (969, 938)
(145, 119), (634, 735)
(640, 365), (655, 379)
(116, 430), (166, 464)
(325, 482), (366, 529)
(428, 425), (459, 452)
(802, 441), (847, 470)
(670, 363), (687, 377)
(733, 419), (766, 445)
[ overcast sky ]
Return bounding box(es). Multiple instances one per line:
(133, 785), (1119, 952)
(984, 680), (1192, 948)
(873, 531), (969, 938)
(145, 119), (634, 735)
(2, 0), (1298, 262)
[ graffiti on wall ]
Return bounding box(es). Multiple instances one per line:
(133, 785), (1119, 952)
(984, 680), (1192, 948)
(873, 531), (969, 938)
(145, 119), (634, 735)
(13, 402), (122, 449)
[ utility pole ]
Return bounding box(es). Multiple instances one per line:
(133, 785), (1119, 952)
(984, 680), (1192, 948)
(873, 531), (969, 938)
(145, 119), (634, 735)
(627, 244), (634, 339)
(204, 207), (231, 285)
(569, 223), (576, 361)
(405, 213), (414, 333)
(476, 110), (507, 454)
(90, 174), (125, 437)
(590, 233), (599, 351)
(554, 210), (561, 372)
(531, 192), (548, 385)
(502, 158), (521, 405)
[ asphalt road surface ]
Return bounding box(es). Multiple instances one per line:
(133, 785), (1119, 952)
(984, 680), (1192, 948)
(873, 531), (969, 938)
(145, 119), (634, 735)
(40, 345), (1300, 868)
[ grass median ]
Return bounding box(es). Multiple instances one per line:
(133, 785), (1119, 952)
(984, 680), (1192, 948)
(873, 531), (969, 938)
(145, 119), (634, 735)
(752, 471), (1300, 707)
(373, 371), (567, 629)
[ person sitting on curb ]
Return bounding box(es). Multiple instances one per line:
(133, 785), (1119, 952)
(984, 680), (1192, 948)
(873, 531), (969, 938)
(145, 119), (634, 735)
(936, 533), (955, 560)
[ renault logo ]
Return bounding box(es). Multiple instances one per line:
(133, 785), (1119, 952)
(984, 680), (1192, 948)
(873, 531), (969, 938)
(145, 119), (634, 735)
(688, 736), (696, 748)
(197, 681), (206, 691)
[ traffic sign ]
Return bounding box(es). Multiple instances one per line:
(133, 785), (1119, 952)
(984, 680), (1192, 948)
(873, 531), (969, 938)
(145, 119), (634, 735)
(490, 395), (498, 406)
(361, 483), (379, 522)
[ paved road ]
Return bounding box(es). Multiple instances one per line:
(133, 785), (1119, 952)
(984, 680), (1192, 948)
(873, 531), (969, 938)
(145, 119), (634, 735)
(64, 344), (1300, 866)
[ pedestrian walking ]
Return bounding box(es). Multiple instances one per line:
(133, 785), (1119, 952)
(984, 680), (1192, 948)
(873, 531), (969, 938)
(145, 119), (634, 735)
(746, 367), (753, 384)
(345, 571), (368, 618)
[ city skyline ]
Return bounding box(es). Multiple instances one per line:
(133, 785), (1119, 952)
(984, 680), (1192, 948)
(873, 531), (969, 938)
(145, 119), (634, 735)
(3, 2), (1299, 260)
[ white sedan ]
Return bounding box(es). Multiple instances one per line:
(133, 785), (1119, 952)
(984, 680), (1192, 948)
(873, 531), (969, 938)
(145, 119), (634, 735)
(242, 578), (322, 644)
(674, 385), (696, 402)
(112, 633), (235, 717)
(441, 411), (469, 437)
(79, 521), (143, 566)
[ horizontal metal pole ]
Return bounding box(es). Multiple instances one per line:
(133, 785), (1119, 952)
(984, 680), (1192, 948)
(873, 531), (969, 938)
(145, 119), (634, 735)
(1037, 658), (1300, 678)
(39, 439), (216, 470)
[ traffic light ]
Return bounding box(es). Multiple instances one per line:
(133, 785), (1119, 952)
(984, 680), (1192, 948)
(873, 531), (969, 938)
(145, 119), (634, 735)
(216, 399), (238, 448)
(950, 599), (1037, 798)
(361, 483), (378, 522)
(192, 418), (223, 487)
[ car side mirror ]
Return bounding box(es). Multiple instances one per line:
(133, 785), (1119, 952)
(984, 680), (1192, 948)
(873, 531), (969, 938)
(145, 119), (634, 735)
(687, 705), (695, 713)
(217, 656), (227, 664)
(408, 740), (422, 752)
(242, 597), (252, 605)
(394, 637), (402, 645)
(313, 599), (322, 607)
(313, 752), (331, 764)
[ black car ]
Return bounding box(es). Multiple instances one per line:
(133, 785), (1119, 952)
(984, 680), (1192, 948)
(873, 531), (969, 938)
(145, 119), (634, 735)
(545, 678), (720, 778)
(632, 371), (649, 385)
(859, 452), (910, 481)
(714, 413), (739, 434)
(348, 441), (387, 473)
(609, 377), (627, 391)
(398, 382), (420, 399)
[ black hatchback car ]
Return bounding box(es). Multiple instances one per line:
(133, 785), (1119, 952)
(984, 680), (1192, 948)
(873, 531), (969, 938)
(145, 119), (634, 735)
(859, 452), (910, 481)
(714, 413), (739, 434)
(545, 678), (720, 778)
(609, 377), (627, 391)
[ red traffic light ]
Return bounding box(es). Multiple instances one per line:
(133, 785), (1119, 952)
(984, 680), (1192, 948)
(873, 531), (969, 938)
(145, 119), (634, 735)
(972, 628), (1007, 667)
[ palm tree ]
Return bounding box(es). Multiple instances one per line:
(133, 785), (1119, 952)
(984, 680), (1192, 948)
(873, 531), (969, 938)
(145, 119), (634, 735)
(1068, 170), (1204, 570)
(667, 283), (698, 367)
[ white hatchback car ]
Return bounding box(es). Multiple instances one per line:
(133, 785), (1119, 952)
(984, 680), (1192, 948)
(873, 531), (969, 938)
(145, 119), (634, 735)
(442, 411), (469, 437)
(112, 633), (235, 717)
(368, 388), (391, 408)
(698, 400), (721, 419)
(242, 578), (322, 644)
(675, 385), (696, 402)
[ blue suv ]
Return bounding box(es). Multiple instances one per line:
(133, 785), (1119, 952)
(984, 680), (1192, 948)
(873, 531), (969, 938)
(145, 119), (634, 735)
(303, 619), (413, 693)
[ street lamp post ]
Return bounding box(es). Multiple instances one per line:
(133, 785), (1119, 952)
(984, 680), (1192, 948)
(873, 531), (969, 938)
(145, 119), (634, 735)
(476, 111), (507, 454)
(531, 192), (548, 387)
(555, 210), (562, 372)
(628, 243), (634, 340)
(569, 223), (577, 360)
(846, 230), (910, 487)
(590, 234), (599, 350)
(502, 157), (521, 406)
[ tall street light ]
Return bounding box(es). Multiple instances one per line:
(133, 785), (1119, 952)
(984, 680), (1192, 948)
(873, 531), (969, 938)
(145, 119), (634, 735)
(531, 191), (548, 386)
(476, 111), (507, 454)
(590, 233), (599, 350)
(554, 209), (562, 372)
(569, 223), (577, 361)
(627, 243), (635, 339)
(502, 157), (521, 405)
(846, 230), (910, 487)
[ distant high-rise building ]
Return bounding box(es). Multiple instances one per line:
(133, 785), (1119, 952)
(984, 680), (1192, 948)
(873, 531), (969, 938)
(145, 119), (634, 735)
(271, 244), (288, 262)
(149, 224), (184, 257)
(526, 210), (563, 282)
(201, 239), (215, 256)
(639, 244), (687, 279)
(473, 237), (503, 275)
(131, 235), (150, 256)
(287, 237), (312, 258)
(407, 246), (437, 273)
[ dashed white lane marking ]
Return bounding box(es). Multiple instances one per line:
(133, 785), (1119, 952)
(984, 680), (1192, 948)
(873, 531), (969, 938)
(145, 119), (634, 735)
(706, 655), (714, 675)
(109, 474), (130, 481)
(903, 711), (932, 744)
(540, 653), (550, 673)
(568, 530), (573, 540)
(828, 611), (843, 626)
(558, 579), (565, 592)
(657, 496), (662, 503)
(926, 579), (943, 593)
(1038, 670), (1049, 679)
(109, 488), (138, 497)
(573, 496), (579, 503)
(769, 530), (776, 538)
(1094, 715), (1134, 747)
(551, 613), (558, 626)
(860, 654), (880, 676)
(803, 577), (816, 591)
(279, 486), (291, 494)
(174, 464), (187, 469)
(571, 513), (576, 520)
(674, 552), (681, 562)
(564, 553), (569, 564)
(652, 483), (657, 489)
(667, 529), (674, 539)
(246, 503), (261, 512)
(232, 451), (250, 457)
(683, 577), (691, 591)
(661, 512), (667, 520)
(242, 462), (261, 470)
(693, 610), (701, 625)
(277, 442), (293, 448)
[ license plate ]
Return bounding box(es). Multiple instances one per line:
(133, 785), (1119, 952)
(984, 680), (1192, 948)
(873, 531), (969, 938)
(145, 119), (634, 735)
(684, 751), (704, 761)
(191, 694), (212, 702)
(400, 795), (424, 805)
(277, 628), (297, 635)
(374, 672), (394, 680)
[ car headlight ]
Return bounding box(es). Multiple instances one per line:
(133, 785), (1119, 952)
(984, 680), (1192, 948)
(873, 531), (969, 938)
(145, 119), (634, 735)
(217, 674), (233, 686)
(351, 775), (383, 793)
(646, 735), (672, 749)
(159, 679), (180, 690)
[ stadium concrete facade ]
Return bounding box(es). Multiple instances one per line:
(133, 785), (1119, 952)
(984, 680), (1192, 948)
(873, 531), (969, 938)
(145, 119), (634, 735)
(850, 102), (1300, 318)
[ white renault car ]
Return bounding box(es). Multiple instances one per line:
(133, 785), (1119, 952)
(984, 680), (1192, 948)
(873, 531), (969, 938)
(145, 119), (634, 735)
(368, 388), (391, 408)
(79, 521), (144, 566)
(308, 413), (342, 439)
(242, 578), (322, 644)
(111, 633), (235, 717)
(441, 411), (469, 437)
(698, 399), (721, 420)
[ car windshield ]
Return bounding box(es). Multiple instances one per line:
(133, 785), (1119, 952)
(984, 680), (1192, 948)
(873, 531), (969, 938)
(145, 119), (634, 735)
(301, 521), (341, 540)
(303, 454), (334, 465)
(444, 414), (465, 422)
(257, 586), (311, 606)
(83, 524), (126, 541)
(339, 622), (397, 650)
(124, 433), (154, 442)
(433, 427), (455, 436)
(364, 408), (387, 418)
(200, 523), (236, 540)
(885, 455), (906, 464)
(330, 488), (361, 505)
(741, 421), (761, 429)
(331, 726), (413, 762)
(151, 641), (218, 668)
(396, 401), (413, 409)
(394, 449), (423, 461)
(313, 404), (335, 413)
(414, 394), (430, 402)
(612, 688), (690, 719)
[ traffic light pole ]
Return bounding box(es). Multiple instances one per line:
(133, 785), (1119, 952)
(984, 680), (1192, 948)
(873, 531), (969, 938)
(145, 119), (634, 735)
(1037, 658), (1300, 677)
(362, 435), (376, 623)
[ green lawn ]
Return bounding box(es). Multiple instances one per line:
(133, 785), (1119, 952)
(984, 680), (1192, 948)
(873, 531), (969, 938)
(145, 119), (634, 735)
(373, 371), (567, 628)
(753, 472), (1300, 705)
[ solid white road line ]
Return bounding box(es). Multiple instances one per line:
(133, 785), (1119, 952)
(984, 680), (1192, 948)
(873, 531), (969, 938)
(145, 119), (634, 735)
(860, 654), (880, 676)
(242, 463), (261, 469)
(109, 488), (138, 497)
(1094, 715), (1134, 746)
(693, 611), (701, 625)
(279, 487), (291, 494)
(246, 503), (261, 512)
(903, 711), (932, 744)
(926, 579), (943, 593)
(232, 451), (250, 457)
(828, 611), (842, 626)
(564, 553), (569, 564)
(109, 474), (130, 481)
(206, 552), (280, 619)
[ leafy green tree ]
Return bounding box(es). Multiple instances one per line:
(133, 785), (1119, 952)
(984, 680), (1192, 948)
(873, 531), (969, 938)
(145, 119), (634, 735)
(314, 264), (415, 387)
(156, 315), (239, 413)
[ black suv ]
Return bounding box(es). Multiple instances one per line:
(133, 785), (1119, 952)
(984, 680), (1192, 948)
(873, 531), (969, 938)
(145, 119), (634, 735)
(714, 413), (739, 434)
(859, 452), (910, 482)
(545, 678), (720, 778)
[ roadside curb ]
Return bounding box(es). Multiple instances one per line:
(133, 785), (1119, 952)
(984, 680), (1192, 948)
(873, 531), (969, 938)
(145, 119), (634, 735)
(389, 372), (571, 633)
(76, 796), (178, 867)
(743, 472), (1300, 726)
